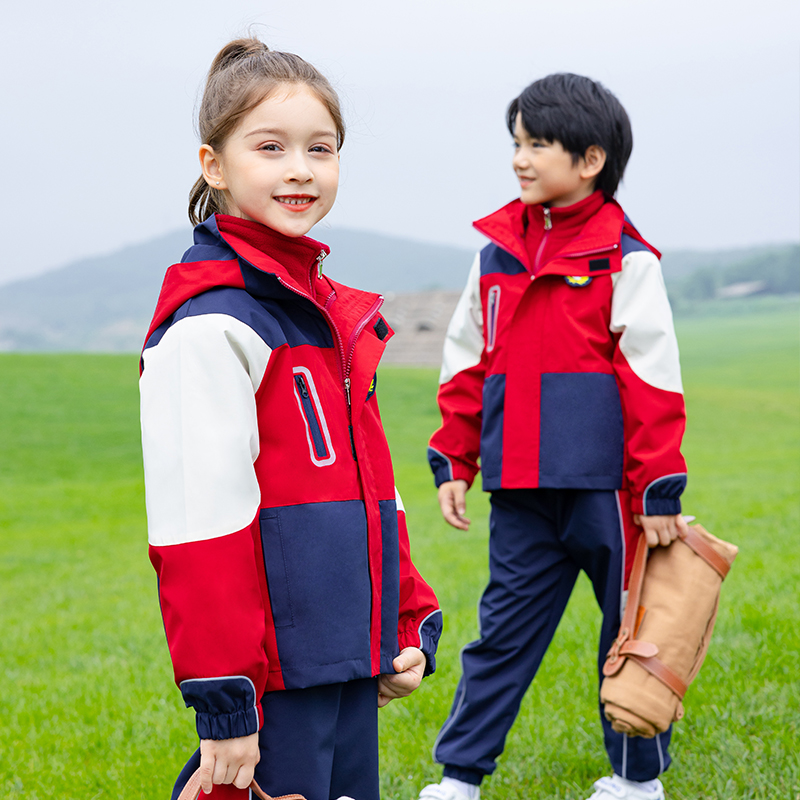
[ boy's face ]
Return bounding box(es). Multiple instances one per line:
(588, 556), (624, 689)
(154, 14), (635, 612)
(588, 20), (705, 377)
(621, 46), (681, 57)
(512, 113), (595, 207)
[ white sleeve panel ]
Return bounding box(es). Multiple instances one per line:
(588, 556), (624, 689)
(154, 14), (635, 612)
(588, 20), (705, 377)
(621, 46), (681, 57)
(610, 251), (683, 394)
(140, 314), (272, 547)
(439, 253), (484, 385)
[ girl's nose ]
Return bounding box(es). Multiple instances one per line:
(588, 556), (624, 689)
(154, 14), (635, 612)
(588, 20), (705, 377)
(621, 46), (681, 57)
(285, 150), (314, 183)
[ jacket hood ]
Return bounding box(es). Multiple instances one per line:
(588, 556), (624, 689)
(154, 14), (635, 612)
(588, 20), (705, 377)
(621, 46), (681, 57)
(143, 216), (335, 348)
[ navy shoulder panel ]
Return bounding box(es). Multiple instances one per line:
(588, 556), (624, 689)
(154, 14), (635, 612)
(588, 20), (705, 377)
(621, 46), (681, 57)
(621, 214), (656, 258)
(621, 233), (652, 258)
(147, 286), (334, 352)
(481, 243), (526, 277)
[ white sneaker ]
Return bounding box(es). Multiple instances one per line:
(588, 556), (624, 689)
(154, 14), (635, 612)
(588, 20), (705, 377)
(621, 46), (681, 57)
(419, 778), (480, 800)
(587, 774), (665, 800)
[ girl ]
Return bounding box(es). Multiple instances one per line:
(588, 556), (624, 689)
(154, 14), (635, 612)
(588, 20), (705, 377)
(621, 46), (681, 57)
(140, 38), (442, 800)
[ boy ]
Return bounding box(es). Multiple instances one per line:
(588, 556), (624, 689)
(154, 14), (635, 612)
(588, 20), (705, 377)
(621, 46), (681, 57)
(421, 74), (688, 800)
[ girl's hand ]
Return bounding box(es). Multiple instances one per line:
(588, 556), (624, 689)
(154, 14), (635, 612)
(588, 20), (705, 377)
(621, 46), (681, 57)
(199, 732), (260, 794)
(633, 513), (690, 548)
(438, 480), (470, 530)
(377, 647), (427, 707)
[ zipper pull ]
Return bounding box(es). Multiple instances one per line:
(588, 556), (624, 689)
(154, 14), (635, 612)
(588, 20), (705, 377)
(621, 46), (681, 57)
(294, 374), (309, 398)
(316, 250), (327, 278)
(344, 376), (352, 408)
(543, 207), (552, 231)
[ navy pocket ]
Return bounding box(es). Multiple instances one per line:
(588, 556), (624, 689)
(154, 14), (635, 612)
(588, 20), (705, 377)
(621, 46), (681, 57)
(539, 372), (624, 488)
(259, 501), (372, 687)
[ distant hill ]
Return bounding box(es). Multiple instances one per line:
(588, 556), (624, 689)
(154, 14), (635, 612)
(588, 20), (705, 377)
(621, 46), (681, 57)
(0, 227), (796, 354)
(0, 227), (474, 352)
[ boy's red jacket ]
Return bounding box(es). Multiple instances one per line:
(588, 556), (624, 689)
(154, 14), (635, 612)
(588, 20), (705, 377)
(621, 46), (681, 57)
(428, 194), (687, 516)
(140, 215), (441, 741)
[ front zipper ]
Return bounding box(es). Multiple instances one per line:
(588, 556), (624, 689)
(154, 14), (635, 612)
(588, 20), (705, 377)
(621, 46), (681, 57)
(344, 377), (357, 461)
(275, 249), (384, 464)
(533, 207), (552, 274)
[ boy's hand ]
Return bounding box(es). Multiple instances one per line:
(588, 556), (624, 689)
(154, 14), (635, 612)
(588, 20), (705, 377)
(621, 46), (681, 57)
(634, 513), (690, 548)
(438, 479), (470, 530)
(198, 732), (260, 794)
(377, 647), (427, 707)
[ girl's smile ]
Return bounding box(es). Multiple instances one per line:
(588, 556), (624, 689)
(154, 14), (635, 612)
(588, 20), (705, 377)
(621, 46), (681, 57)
(200, 85), (340, 238)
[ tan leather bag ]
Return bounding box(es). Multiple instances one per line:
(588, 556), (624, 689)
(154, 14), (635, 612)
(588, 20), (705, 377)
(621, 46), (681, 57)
(176, 768), (306, 800)
(600, 523), (738, 737)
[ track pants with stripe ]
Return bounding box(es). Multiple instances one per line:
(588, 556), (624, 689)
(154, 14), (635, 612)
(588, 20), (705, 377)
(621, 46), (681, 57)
(172, 678), (379, 800)
(435, 489), (671, 784)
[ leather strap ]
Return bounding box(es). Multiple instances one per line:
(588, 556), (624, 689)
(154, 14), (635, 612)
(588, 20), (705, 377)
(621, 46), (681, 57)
(625, 654), (688, 700)
(603, 534), (649, 674)
(679, 525), (731, 579)
(177, 768), (306, 800)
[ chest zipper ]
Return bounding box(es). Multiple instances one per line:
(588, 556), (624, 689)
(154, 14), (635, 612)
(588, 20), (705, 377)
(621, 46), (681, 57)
(532, 207), (552, 276)
(275, 248), (382, 466)
(344, 377), (357, 461)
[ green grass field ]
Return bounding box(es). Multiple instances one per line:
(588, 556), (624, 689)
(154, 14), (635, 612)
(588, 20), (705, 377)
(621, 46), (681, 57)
(1, 302), (798, 799)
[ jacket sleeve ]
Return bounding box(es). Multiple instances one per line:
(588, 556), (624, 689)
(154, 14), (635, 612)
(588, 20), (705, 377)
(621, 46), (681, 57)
(394, 489), (443, 675)
(610, 250), (687, 516)
(140, 310), (272, 740)
(428, 253), (486, 488)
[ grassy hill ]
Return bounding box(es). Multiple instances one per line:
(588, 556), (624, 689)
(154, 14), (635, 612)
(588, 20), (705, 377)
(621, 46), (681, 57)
(0, 301), (797, 799)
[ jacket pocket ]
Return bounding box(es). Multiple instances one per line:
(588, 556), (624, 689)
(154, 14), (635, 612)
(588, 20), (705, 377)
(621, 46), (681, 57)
(486, 285), (501, 352)
(293, 366), (336, 466)
(259, 500), (372, 687)
(538, 372), (624, 488)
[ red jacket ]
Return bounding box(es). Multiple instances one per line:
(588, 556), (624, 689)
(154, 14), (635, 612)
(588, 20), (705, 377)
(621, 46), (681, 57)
(141, 215), (441, 741)
(428, 194), (687, 516)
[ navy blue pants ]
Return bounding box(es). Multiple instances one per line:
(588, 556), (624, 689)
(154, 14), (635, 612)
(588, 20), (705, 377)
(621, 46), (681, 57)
(172, 678), (380, 800)
(436, 489), (671, 784)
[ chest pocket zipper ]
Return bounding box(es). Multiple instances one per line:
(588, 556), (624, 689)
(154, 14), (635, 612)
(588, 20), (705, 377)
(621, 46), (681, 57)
(293, 367), (337, 467)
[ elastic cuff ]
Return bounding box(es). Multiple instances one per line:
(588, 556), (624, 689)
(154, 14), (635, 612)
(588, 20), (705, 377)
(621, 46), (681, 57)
(443, 765), (485, 785)
(195, 704), (261, 740)
(180, 675), (261, 740)
(643, 497), (682, 516)
(641, 473), (687, 516)
(398, 609), (443, 677)
(428, 447), (476, 489)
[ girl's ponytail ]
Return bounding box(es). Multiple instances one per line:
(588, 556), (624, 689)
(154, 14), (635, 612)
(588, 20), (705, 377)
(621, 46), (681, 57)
(188, 37), (345, 227)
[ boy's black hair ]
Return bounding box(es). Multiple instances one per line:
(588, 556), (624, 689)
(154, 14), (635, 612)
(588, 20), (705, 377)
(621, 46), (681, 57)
(506, 73), (633, 196)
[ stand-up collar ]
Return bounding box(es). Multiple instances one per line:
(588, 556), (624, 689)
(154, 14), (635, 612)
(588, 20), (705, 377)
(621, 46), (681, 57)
(214, 215), (330, 299)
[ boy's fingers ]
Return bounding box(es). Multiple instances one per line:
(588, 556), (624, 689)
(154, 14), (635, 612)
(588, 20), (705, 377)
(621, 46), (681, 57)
(199, 756), (215, 794)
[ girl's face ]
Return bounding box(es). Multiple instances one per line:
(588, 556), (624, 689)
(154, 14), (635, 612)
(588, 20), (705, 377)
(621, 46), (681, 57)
(202, 85), (340, 237)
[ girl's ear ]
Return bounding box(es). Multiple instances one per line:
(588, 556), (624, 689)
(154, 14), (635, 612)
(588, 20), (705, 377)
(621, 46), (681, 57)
(200, 145), (226, 189)
(580, 145), (606, 180)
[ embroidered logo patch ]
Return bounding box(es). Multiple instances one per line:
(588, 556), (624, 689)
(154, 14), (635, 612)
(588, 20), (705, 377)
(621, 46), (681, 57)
(366, 373), (377, 402)
(564, 275), (592, 287)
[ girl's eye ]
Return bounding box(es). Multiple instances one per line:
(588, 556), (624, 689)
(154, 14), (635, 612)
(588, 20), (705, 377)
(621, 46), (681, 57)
(259, 143), (281, 152)
(310, 145), (334, 154)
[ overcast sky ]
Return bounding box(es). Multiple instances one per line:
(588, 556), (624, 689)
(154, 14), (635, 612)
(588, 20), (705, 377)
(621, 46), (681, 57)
(2, 0), (798, 286)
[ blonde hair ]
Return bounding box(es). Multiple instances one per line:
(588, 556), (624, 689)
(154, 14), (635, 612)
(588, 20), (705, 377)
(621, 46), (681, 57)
(189, 38), (346, 225)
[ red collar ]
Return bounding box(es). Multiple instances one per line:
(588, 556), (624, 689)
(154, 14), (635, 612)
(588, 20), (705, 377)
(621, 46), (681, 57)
(473, 192), (625, 269)
(215, 215), (330, 299)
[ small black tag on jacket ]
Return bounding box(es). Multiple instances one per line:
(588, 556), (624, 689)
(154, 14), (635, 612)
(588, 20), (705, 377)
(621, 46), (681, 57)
(374, 318), (389, 340)
(589, 258), (610, 272)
